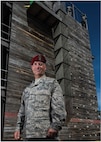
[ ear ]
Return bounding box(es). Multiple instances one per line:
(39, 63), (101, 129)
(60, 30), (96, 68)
(31, 65), (33, 70)
(44, 64), (47, 71)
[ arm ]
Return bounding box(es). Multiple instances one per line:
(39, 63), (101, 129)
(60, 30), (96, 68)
(14, 93), (25, 140)
(48, 79), (67, 135)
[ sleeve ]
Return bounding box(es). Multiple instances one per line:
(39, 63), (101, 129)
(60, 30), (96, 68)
(50, 79), (67, 131)
(15, 92), (25, 132)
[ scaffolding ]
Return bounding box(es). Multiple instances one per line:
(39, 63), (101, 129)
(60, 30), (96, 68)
(1, 1), (13, 139)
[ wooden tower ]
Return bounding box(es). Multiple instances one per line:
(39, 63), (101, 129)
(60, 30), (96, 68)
(1, 1), (100, 140)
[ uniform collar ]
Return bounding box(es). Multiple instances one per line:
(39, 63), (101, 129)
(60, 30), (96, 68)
(32, 74), (46, 86)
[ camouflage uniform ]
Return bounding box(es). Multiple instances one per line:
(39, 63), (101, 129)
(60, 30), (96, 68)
(15, 75), (66, 139)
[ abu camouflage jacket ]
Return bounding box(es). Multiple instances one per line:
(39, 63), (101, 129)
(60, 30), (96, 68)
(15, 75), (67, 138)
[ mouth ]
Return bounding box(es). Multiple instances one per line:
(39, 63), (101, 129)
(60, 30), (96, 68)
(35, 70), (42, 73)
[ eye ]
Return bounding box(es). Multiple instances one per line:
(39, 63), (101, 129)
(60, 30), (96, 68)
(39, 63), (43, 66)
(33, 62), (37, 65)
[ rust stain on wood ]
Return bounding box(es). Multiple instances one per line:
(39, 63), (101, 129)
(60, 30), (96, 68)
(5, 112), (17, 118)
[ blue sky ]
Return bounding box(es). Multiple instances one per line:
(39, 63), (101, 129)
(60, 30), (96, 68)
(70, 1), (100, 110)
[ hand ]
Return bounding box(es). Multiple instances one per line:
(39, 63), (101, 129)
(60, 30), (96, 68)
(14, 130), (20, 140)
(47, 128), (58, 138)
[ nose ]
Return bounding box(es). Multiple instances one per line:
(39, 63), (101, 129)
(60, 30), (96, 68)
(36, 64), (40, 69)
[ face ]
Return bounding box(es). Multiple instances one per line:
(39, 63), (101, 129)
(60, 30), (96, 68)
(31, 61), (46, 78)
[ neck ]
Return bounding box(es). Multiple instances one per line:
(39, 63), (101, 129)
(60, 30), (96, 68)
(34, 74), (45, 79)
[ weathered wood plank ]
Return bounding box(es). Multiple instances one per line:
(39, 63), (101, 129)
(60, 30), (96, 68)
(4, 2), (55, 141)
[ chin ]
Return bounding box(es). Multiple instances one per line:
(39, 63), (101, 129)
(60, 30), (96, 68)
(35, 73), (43, 76)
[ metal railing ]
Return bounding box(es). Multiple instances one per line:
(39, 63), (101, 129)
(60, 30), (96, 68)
(49, 1), (88, 29)
(66, 2), (88, 29)
(1, 22), (11, 89)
